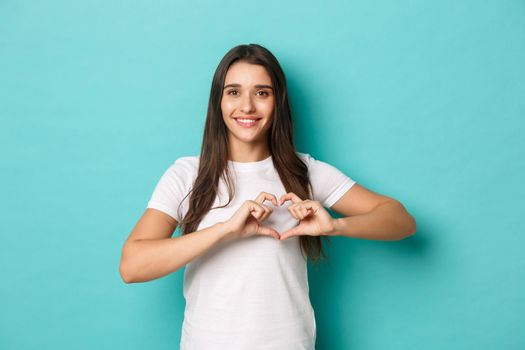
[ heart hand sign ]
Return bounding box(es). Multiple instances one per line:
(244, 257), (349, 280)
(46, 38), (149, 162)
(221, 191), (336, 242)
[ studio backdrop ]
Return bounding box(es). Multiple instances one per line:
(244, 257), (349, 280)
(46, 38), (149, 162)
(1, 1), (524, 349)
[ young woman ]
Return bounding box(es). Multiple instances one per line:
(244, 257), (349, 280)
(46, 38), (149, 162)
(119, 43), (416, 349)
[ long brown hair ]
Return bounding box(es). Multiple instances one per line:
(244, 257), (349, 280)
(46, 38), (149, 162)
(179, 43), (329, 262)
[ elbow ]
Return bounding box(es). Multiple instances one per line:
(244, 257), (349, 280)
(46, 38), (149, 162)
(119, 258), (136, 284)
(386, 201), (417, 241)
(119, 241), (140, 284)
(391, 213), (416, 241)
(401, 215), (417, 240)
(119, 263), (133, 284)
(395, 201), (417, 240)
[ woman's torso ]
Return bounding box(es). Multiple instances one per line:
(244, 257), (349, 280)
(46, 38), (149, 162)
(180, 156), (316, 349)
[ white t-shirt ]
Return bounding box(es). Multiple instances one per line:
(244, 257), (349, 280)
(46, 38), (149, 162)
(146, 152), (356, 350)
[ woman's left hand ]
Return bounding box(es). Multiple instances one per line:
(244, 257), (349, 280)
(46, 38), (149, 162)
(278, 192), (336, 241)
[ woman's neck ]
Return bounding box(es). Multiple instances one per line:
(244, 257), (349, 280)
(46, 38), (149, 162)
(228, 139), (271, 163)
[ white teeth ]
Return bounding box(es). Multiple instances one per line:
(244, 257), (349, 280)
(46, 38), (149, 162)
(237, 119), (257, 123)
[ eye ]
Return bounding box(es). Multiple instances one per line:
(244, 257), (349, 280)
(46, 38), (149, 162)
(227, 89), (239, 96)
(257, 90), (269, 96)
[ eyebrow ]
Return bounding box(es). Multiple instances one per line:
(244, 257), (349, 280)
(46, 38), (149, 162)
(223, 83), (274, 90)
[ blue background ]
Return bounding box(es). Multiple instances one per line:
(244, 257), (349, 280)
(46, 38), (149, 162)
(1, 1), (524, 349)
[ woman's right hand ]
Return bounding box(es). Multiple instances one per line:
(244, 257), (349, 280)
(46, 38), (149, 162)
(221, 192), (280, 242)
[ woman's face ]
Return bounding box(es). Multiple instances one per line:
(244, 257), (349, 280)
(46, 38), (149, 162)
(221, 61), (275, 145)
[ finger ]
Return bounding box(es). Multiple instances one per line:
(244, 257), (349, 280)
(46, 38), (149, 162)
(255, 192), (278, 206)
(292, 206), (304, 220)
(259, 204), (273, 222)
(301, 206), (311, 218)
(257, 225), (281, 240)
(279, 225), (303, 241)
(292, 204), (308, 219)
(302, 200), (318, 212)
(287, 205), (300, 220)
(290, 204), (306, 220)
(249, 203), (265, 221)
(255, 203), (274, 222)
(294, 201), (316, 217)
(299, 207), (308, 220)
(279, 192), (303, 205)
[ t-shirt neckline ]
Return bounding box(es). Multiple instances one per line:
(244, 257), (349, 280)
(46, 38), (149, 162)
(227, 155), (273, 172)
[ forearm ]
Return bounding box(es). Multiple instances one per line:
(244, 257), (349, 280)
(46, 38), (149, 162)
(330, 201), (416, 241)
(120, 222), (229, 283)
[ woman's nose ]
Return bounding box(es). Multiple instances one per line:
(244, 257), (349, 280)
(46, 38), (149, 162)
(240, 94), (255, 113)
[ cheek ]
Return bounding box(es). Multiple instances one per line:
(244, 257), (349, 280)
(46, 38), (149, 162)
(221, 100), (235, 116)
(221, 97), (229, 108)
(258, 99), (274, 113)
(264, 101), (275, 117)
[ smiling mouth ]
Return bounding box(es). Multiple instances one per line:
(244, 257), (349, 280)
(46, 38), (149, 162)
(234, 117), (261, 128)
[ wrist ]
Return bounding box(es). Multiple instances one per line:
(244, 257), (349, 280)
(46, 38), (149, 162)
(214, 222), (233, 243)
(328, 218), (344, 236)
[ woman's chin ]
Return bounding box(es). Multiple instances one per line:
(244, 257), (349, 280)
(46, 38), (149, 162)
(231, 132), (266, 144)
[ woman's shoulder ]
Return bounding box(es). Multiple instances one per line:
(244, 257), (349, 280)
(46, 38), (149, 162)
(173, 155), (199, 165)
(295, 151), (348, 174)
(296, 152), (329, 169)
(295, 151), (313, 165)
(168, 155), (200, 175)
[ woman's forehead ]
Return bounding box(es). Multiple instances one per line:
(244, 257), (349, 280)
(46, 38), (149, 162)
(224, 62), (272, 86)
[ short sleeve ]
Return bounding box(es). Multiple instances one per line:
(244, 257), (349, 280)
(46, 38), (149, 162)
(146, 156), (198, 222)
(300, 153), (357, 208)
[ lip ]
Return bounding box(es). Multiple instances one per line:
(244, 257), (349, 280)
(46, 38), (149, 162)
(234, 115), (260, 120)
(234, 116), (261, 128)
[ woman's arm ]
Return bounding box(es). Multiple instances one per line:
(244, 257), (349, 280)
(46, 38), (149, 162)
(279, 184), (416, 241)
(329, 184), (416, 241)
(278, 185), (416, 241)
(330, 199), (416, 241)
(120, 193), (280, 283)
(119, 209), (230, 284)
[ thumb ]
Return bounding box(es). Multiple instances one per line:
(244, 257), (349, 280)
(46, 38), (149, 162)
(279, 225), (303, 241)
(257, 225), (280, 240)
